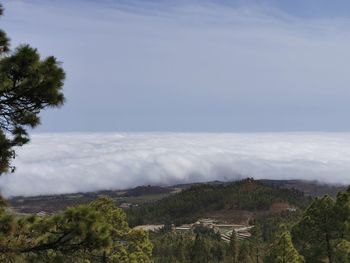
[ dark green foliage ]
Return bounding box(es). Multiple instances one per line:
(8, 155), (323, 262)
(192, 227), (225, 262)
(237, 240), (250, 263)
(334, 186), (350, 240)
(193, 225), (221, 241)
(149, 183), (350, 262)
(152, 229), (226, 263)
(333, 239), (350, 263)
(291, 187), (350, 263)
(152, 232), (191, 263)
(0, 196), (153, 262)
(127, 179), (311, 226)
(0, 5), (9, 54)
(0, 4), (65, 174)
(3, 179), (350, 262)
(292, 196), (338, 262)
(250, 225), (263, 263)
(191, 234), (212, 263)
(254, 210), (302, 243)
(228, 230), (238, 263)
(0, 131), (13, 173)
(264, 231), (304, 263)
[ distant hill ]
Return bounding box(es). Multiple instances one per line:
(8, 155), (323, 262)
(122, 185), (175, 197)
(8, 178), (346, 217)
(8, 185), (175, 214)
(260, 179), (346, 197)
(126, 178), (313, 226)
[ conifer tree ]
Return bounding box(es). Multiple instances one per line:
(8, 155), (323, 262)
(265, 231), (304, 263)
(237, 240), (250, 263)
(334, 186), (350, 239)
(251, 225), (263, 263)
(0, 4), (65, 174)
(292, 196), (337, 263)
(228, 230), (238, 263)
(0, 197), (153, 262)
(88, 196), (153, 262)
(190, 234), (210, 263)
(333, 239), (350, 263)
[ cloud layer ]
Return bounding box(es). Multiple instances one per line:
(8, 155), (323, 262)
(1, 132), (350, 197)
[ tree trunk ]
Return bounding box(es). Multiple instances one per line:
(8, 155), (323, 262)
(325, 232), (333, 263)
(102, 251), (107, 263)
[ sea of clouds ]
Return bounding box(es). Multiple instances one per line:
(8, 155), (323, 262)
(0, 132), (350, 197)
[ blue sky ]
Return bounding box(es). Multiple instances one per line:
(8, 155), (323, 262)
(2, 0), (350, 132)
(3, 1), (350, 196)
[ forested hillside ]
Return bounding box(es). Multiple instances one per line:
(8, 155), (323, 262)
(2, 179), (350, 262)
(127, 178), (312, 226)
(145, 181), (350, 263)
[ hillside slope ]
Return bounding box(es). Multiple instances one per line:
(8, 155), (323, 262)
(127, 178), (312, 226)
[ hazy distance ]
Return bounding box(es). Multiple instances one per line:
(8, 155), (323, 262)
(0, 132), (349, 197)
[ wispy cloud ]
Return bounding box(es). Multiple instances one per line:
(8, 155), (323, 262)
(0, 132), (350, 197)
(2, 1), (350, 131)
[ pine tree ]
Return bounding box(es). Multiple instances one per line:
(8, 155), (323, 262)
(0, 4), (65, 174)
(334, 186), (350, 239)
(86, 196), (153, 262)
(265, 231), (304, 263)
(251, 225), (263, 263)
(292, 196), (337, 262)
(237, 240), (250, 263)
(228, 230), (238, 263)
(0, 197), (153, 262)
(190, 234), (210, 263)
(333, 239), (350, 263)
